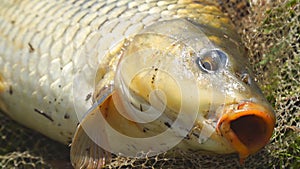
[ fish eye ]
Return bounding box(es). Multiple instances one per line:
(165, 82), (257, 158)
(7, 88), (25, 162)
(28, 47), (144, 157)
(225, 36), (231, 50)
(196, 49), (228, 73)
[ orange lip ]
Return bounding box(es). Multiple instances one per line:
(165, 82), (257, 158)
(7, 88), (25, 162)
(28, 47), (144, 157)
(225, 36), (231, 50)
(217, 102), (276, 163)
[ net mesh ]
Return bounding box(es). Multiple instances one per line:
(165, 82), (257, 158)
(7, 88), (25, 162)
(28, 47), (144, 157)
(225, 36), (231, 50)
(0, 0), (299, 168)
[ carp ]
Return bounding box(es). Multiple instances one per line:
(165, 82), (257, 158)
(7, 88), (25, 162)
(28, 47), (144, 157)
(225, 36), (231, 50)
(0, 0), (275, 168)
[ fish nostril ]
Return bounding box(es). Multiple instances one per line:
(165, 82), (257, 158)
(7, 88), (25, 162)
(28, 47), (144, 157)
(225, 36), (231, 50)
(235, 72), (251, 85)
(230, 115), (268, 151)
(241, 73), (251, 85)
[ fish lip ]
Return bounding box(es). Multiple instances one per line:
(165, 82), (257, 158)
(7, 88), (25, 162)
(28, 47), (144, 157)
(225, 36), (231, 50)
(216, 101), (276, 162)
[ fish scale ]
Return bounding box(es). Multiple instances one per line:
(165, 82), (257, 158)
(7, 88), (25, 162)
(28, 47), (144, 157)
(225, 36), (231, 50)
(0, 0), (224, 144)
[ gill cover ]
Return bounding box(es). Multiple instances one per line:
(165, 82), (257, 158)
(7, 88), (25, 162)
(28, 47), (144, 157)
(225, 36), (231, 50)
(114, 19), (229, 121)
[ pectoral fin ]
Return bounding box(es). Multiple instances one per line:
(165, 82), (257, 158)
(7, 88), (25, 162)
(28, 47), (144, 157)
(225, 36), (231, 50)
(70, 82), (151, 168)
(70, 123), (111, 169)
(71, 88), (114, 169)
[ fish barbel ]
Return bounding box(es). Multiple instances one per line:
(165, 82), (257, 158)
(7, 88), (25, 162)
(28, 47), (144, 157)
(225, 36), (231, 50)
(0, 0), (276, 168)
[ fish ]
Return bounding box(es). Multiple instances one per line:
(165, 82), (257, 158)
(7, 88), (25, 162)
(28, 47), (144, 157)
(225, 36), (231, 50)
(0, 0), (276, 168)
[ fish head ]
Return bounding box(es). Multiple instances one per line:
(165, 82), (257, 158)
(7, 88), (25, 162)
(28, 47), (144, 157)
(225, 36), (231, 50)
(96, 19), (276, 161)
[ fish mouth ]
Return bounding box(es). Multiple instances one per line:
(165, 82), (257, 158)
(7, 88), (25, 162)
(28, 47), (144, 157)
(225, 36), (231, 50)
(217, 102), (275, 162)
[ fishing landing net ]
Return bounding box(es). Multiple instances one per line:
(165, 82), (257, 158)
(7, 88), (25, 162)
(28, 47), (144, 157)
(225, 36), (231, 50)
(0, 0), (299, 168)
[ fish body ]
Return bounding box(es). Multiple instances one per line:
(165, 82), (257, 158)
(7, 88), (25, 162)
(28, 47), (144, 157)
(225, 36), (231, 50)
(0, 0), (275, 168)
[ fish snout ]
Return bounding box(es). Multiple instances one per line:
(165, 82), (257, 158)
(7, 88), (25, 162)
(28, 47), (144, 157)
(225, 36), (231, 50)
(217, 102), (275, 162)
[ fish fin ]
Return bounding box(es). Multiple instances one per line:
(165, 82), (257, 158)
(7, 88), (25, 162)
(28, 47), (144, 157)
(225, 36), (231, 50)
(70, 123), (111, 169)
(70, 83), (147, 168)
(71, 87), (114, 169)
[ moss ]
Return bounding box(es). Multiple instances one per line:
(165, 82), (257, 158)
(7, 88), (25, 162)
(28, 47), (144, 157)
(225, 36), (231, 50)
(274, 131), (300, 169)
(286, 0), (299, 7)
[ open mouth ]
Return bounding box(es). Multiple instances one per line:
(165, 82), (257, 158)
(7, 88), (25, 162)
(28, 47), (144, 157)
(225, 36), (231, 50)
(217, 102), (276, 163)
